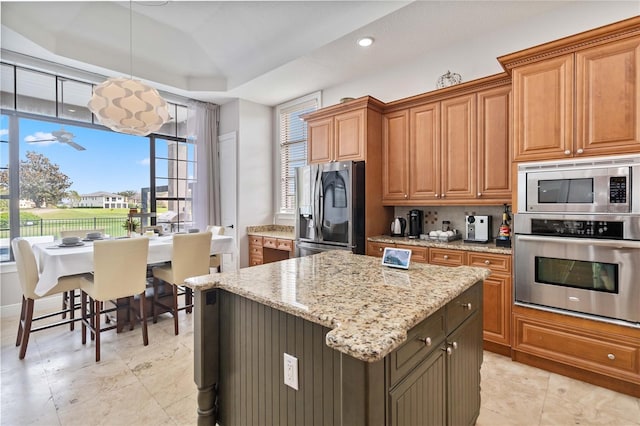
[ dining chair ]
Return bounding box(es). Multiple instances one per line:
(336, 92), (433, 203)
(206, 225), (225, 272)
(78, 238), (150, 362)
(152, 231), (212, 335)
(59, 228), (106, 321)
(11, 237), (84, 359)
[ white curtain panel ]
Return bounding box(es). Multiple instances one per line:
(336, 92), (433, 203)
(187, 100), (221, 230)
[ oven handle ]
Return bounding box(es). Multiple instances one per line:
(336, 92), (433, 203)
(516, 234), (640, 249)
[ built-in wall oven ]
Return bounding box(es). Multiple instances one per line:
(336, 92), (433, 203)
(514, 155), (640, 326)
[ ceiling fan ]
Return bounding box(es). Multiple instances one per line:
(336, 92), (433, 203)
(27, 127), (86, 151)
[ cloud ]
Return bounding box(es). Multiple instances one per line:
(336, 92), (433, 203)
(24, 132), (57, 146)
(138, 157), (150, 166)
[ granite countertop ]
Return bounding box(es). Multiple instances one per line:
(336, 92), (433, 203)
(247, 225), (295, 240)
(369, 235), (512, 255)
(185, 250), (490, 363)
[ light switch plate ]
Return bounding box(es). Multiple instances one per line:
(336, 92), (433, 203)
(283, 353), (299, 390)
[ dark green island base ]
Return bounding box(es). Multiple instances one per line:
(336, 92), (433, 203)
(185, 251), (489, 426)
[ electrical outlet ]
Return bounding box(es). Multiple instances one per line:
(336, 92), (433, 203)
(283, 353), (299, 390)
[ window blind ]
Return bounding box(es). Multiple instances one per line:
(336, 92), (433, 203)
(279, 98), (317, 213)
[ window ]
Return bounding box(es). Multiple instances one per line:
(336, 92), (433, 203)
(276, 92), (320, 215)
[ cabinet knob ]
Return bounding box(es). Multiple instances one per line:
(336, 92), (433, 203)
(477, 192), (482, 197)
(484, 260), (490, 265)
(564, 150), (571, 155)
(443, 255), (449, 260)
(461, 302), (472, 310)
(434, 194), (439, 198)
(404, 194), (408, 198)
(379, 247), (383, 252)
(418, 337), (432, 346)
(442, 341), (458, 355)
(576, 148), (584, 154)
(608, 353), (616, 360)
(451, 341), (458, 350)
(441, 194), (446, 198)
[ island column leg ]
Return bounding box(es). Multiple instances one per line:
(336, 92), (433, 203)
(193, 289), (219, 426)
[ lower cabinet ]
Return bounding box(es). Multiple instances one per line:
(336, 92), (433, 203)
(248, 235), (295, 266)
(387, 283), (483, 426)
(368, 240), (512, 354)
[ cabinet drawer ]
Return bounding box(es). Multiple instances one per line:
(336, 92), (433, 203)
(249, 246), (263, 257)
(249, 236), (263, 247)
(467, 252), (511, 273)
(514, 316), (640, 378)
(276, 239), (293, 252)
(446, 282), (481, 333)
(368, 241), (391, 257)
(429, 248), (466, 266)
(249, 258), (263, 266)
(395, 244), (428, 263)
(263, 237), (277, 249)
(388, 308), (445, 387)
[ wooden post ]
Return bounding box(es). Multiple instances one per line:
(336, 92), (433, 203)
(193, 289), (219, 426)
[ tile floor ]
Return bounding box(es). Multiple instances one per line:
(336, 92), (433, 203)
(1, 308), (639, 426)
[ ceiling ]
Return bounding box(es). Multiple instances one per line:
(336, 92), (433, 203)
(0, 1), (571, 106)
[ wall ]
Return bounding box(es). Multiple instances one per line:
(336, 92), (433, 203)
(236, 99), (273, 267)
(321, 2), (639, 107)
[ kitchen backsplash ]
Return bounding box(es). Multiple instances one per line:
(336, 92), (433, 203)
(393, 205), (507, 239)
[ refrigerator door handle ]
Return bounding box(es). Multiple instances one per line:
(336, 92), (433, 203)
(313, 165), (321, 242)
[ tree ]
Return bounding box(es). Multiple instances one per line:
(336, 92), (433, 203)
(17, 151), (73, 207)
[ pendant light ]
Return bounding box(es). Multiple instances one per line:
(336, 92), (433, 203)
(88, 1), (169, 136)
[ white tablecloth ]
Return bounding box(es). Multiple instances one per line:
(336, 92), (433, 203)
(32, 235), (234, 296)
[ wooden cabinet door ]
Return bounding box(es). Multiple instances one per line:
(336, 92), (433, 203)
(440, 94), (476, 200)
(576, 36), (640, 156)
(513, 54), (574, 161)
(395, 243), (428, 263)
(367, 241), (390, 257)
(477, 85), (512, 202)
(334, 109), (366, 161)
(447, 312), (482, 426)
(308, 117), (333, 164)
(480, 274), (511, 347)
(382, 110), (410, 202)
(389, 349), (446, 426)
(409, 103), (440, 201)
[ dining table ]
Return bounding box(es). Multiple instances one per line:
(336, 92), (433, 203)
(32, 234), (235, 297)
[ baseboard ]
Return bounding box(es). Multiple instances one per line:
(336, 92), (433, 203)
(0, 295), (62, 320)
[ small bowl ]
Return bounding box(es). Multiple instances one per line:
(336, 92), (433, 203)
(62, 236), (81, 245)
(86, 232), (102, 240)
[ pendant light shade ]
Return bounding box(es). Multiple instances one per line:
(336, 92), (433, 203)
(88, 77), (170, 136)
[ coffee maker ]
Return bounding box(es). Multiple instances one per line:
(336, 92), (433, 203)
(407, 209), (423, 239)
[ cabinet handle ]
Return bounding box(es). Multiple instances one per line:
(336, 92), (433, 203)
(461, 302), (472, 310)
(576, 148), (584, 154)
(484, 260), (490, 265)
(608, 353), (616, 360)
(418, 337), (432, 346)
(443, 255), (449, 260)
(564, 150), (571, 155)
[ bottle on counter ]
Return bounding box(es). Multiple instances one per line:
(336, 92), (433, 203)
(496, 204), (511, 248)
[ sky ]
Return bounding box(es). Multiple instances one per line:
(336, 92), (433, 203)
(5, 116), (153, 196)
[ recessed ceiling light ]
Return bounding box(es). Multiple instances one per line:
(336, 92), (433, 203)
(357, 37), (374, 47)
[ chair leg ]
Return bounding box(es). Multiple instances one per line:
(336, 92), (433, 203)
(94, 299), (101, 362)
(185, 287), (192, 314)
(140, 293), (149, 346)
(16, 296), (26, 347)
(62, 291), (68, 319)
(69, 289), (75, 331)
(172, 284), (179, 336)
(152, 278), (160, 324)
(18, 298), (35, 360)
(81, 291), (87, 345)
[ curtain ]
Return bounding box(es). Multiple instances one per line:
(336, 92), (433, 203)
(187, 100), (220, 230)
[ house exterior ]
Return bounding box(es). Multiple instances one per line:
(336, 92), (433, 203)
(79, 191), (129, 209)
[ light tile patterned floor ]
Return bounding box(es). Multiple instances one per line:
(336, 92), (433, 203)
(1, 308), (638, 425)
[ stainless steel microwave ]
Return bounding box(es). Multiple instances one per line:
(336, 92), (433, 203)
(517, 155), (640, 214)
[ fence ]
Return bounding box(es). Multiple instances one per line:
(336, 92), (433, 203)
(12, 217), (131, 239)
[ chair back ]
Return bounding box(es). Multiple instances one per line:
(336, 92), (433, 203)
(60, 229), (105, 239)
(11, 238), (40, 300)
(206, 225), (225, 236)
(91, 238), (149, 301)
(171, 232), (212, 283)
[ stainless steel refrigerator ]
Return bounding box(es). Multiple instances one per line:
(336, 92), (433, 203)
(295, 161), (365, 256)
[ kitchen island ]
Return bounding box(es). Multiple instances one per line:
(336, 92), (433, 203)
(185, 250), (490, 426)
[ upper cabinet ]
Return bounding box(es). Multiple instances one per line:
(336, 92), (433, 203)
(382, 74), (511, 206)
(499, 18), (640, 161)
(304, 97), (385, 164)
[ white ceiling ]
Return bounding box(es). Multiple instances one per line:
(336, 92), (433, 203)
(1, 1), (571, 106)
